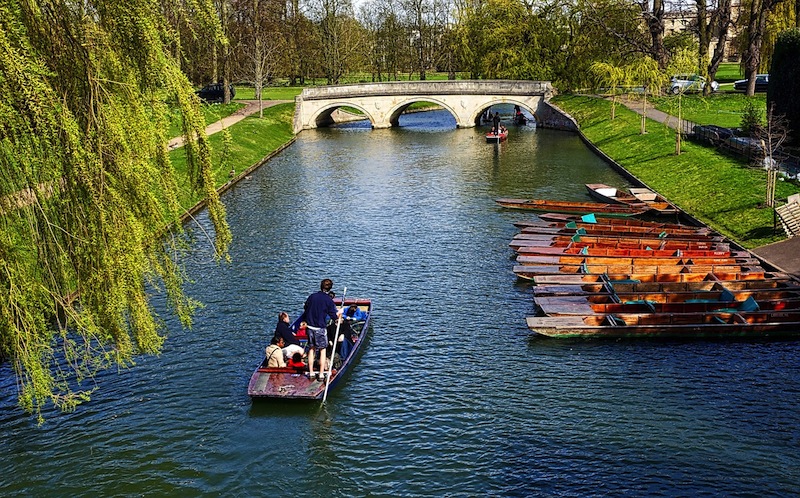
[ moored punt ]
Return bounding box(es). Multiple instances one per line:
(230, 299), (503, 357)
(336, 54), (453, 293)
(526, 310), (800, 339)
(627, 187), (679, 215)
(536, 296), (800, 316)
(494, 198), (650, 217)
(514, 220), (709, 237)
(512, 263), (756, 277)
(530, 278), (800, 296)
(514, 246), (742, 259)
(515, 254), (760, 267)
(515, 230), (723, 243)
(534, 212), (703, 230)
(248, 298), (372, 400)
(585, 183), (648, 208)
(510, 238), (727, 252)
(525, 270), (787, 284)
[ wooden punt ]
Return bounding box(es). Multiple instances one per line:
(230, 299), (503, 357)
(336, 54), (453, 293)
(514, 220), (709, 236)
(585, 183), (680, 216)
(530, 278), (800, 296)
(248, 298), (372, 400)
(585, 183), (649, 208)
(510, 238), (728, 252)
(536, 296), (800, 316)
(525, 271), (788, 284)
(494, 198), (649, 217)
(535, 212), (702, 230)
(515, 254), (760, 267)
(512, 263), (757, 277)
(514, 246), (742, 259)
(516, 229), (723, 243)
(628, 187), (679, 215)
(535, 288), (800, 315)
(526, 310), (800, 339)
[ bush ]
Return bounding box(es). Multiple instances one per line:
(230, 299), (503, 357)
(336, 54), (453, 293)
(768, 28), (800, 145)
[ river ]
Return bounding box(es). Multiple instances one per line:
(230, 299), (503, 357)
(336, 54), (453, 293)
(1, 108), (799, 496)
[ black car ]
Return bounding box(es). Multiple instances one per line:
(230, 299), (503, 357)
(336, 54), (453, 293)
(734, 74), (768, 92)
(196, 83), (235, 103)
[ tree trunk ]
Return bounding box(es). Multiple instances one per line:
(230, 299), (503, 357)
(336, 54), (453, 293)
(646, 0), (668, 69)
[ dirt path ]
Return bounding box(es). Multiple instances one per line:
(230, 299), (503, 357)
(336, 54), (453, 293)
(168, 99), (292, 150)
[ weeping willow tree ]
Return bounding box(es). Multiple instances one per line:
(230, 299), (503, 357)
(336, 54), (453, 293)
(0, 0), (232, 421)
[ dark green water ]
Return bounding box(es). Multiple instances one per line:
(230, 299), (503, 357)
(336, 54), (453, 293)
(2, 109), (799, 496)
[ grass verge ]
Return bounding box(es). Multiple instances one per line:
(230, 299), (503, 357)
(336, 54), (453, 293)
(552, 94), (800, 248)
(169, 102), (295, 214)
(648, 93), (766, 128)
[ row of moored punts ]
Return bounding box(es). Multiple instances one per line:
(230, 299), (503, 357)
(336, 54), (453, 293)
(496, 187), (800, 339)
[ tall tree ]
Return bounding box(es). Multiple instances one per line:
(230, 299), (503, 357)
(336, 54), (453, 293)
(740, 0), (788, 96)
(0, 0), (230, 420)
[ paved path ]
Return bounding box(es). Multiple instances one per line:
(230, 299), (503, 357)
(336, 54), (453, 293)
(615, 96), (800, 277)
(168, 99), (291, 150)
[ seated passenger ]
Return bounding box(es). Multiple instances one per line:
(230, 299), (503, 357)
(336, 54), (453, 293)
(342, 305), (368, 322)
(296, 321), (308, 340)
(274, 311), (304, 360)
(265, 336), (286, 368)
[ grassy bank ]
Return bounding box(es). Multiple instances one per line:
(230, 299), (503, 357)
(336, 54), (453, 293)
(169, 102), (295, 211)
(552, 94), (800, 248)
(649, 93), (766, 128)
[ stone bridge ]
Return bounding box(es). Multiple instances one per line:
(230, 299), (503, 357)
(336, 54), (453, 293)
(293, 80), (554, 132)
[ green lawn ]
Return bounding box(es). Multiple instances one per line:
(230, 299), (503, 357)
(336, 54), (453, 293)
(715, 62), (744, 83)
(233, 86), (304, 101)
(169, 103), (295, 211)
(552, 94), (799, 248)
(649, 93), (766, 128)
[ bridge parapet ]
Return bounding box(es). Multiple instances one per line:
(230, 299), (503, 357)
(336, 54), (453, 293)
(300, 80), (552, 100)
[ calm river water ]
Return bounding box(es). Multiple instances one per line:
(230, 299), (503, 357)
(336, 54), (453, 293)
(2, 109), (799, 496)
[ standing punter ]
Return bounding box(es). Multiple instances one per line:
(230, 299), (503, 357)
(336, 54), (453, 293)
(303, 278), (342, 382)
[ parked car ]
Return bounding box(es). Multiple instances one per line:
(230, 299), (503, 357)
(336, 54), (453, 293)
(669, 74), (719, 94)
(734, 74), (769, 92)
(196, 83), (235, 103)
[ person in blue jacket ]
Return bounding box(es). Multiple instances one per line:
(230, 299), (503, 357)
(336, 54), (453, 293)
(303, 278), (342, 382)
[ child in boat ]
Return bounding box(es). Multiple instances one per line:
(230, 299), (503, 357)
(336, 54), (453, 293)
(287, 352), (306, 370)
(296, 321), (308, 340)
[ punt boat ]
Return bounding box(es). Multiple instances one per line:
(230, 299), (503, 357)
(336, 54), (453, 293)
(495, 198), (649, 217)
(628, 187), (680, 215)
(526, 310), (800, 339)
(248, 298), (372, 400)
(585, 183), (648, 208)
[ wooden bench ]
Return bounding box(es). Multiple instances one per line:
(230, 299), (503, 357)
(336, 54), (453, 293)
(776, 194), (800, 238)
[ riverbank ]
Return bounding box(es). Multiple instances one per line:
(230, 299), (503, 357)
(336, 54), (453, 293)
(551, 95), (800, 247)
(168, 102), (295, 221)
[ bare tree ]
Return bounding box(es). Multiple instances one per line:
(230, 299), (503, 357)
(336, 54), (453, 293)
(759, 104), (791, 207)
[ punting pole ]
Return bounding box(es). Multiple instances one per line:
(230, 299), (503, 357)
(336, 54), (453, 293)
(323, 286), (346, 403)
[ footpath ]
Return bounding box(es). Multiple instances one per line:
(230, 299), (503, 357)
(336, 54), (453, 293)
(616, 96), (800, 277)
(168, 99), (291, 149)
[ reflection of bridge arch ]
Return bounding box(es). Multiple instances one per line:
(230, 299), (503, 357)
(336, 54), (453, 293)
(293, 80), (553, 132)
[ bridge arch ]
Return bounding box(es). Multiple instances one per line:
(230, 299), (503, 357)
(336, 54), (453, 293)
(309, 102), (377, 128)
(385, 98), (460, 127)
(473, 99), (541, 127)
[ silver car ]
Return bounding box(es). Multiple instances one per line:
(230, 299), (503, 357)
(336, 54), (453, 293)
(669, 74), (719, 94)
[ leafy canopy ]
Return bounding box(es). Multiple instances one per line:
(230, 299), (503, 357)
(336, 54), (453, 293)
(0, 0), (229, 421)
